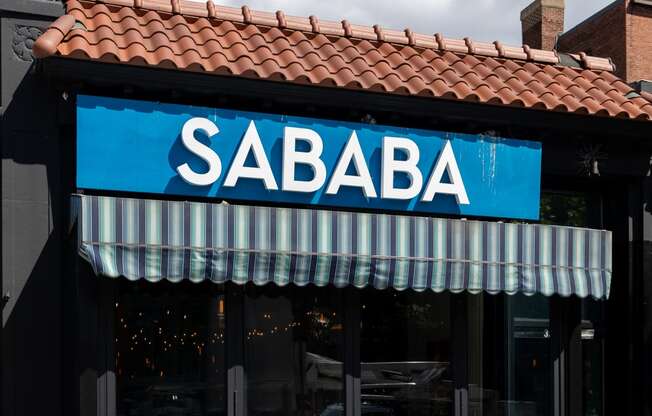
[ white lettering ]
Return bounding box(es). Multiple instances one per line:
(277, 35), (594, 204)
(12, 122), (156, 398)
(282, 127), (327, 193)
(223, 121), (278, 190)
(326, 131), (376, 198)
(178, 119), (472, 208)
(421, 140), (470, 204)
(176, 117), (221, 186)
(381, 137), (423, 200)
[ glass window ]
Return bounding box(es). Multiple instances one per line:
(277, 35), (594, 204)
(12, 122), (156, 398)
(115, 280), (226, 416)
(472, 293), (552, 416)
(244, 285), (344, 416)
(359, 289), (453, 416)
(582, 299), (605, 416)
(541, 189), (606, 415)
(539, 192), (590, 227)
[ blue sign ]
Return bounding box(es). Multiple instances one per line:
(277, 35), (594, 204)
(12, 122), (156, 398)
(77, 95), (541, 220)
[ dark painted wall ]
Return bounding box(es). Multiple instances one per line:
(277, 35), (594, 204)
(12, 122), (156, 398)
(1, 1), (64, 416)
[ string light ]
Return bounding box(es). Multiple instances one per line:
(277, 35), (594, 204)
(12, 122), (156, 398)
(117, 297), (342, 386)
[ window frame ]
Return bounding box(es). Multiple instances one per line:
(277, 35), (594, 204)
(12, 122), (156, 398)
(80, 224), (593, 416)
(539, 184), (607, 416)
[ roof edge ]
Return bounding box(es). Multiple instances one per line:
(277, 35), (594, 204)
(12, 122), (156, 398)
(52, 0), (615, 72)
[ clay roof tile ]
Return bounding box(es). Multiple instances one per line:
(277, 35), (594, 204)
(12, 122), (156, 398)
(33, 0), (652, 121)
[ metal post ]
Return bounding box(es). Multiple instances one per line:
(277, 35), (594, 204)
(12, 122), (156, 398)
(550, 296), (581, 416)
(226, 283), (245, 416)
(344, 287), (360, 416)
(452, 294), (468, 416)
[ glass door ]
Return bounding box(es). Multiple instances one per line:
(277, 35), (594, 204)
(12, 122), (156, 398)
(469, 293), (552, 416)
(243, 284), (345, 416)
(114, 280), (226, 416)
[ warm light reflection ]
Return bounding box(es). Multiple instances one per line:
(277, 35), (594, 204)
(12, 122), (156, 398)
(245, 286), (344, 416)
(116, 282), (227, 416)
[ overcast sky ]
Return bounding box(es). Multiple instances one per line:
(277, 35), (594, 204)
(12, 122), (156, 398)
(207, 0), (615, 45)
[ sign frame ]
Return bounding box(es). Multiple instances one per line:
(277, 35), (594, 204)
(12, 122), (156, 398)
(76, 95), (542, 220)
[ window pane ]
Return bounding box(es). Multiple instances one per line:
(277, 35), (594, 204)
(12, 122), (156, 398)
(582, 299), (605, 416)
(116, 280), (226, 416)
(360, 290), (453, 416)
(541, 189), (606, 415)
(244, 285), (344, 416)
(540, 192), (589, 227)
(473, 294), (552, 416)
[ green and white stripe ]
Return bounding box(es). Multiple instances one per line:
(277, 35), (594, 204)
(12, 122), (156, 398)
(73, 194), (613, 299)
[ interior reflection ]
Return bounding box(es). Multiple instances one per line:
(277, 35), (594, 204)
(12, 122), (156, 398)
(359, 289), (453, 416)
(475, 293), (551, 416)
(116, 280), (226, 416)
(245, 284), (344, 416)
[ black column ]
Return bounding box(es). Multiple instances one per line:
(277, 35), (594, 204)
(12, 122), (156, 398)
(226, 283), (245, 416)
(550, 297), (582, 416)
(603, 179), (643, 416)
(452, 294), (468, 416)
(641, 176), (652, 416)
(344, 287), (360, 416)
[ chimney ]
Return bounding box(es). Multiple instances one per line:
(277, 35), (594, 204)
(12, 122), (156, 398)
(520, 0), (565, 50)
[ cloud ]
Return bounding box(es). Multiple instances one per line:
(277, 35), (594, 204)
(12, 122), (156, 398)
(194, 0), (615, 45)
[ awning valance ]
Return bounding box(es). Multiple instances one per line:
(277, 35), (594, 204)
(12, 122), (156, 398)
(72, 195), (612, 299)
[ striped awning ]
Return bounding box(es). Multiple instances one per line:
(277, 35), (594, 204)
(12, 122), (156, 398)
(72, 194), (612, 299)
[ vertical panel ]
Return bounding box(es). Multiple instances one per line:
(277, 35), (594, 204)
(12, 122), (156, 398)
(566, 299), (582, 416)
(550, 298), (562, 416)
(452, 295), (468, 416)
(603, 181), (638, 416)
(97, 278), (117, 416)
(344, 288), (360, 416)
(642, 176), (652, 416)
(627, 181), (644, 416)
(226, 283), (245, 416)
(78, 263), (99, 416)
(467, 294), (484, 415)
(550, 296), (581, 416)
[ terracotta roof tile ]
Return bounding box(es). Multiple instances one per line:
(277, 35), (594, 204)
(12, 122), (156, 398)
(33, 0), (652, 120)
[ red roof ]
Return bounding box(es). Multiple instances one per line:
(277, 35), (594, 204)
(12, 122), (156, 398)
(34, 0), (652, 120)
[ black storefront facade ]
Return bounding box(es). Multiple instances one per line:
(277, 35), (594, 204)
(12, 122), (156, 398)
(3, 1), (652, 416)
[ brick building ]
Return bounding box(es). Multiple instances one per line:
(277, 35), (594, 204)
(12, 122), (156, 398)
(521, 0), (652, 84)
